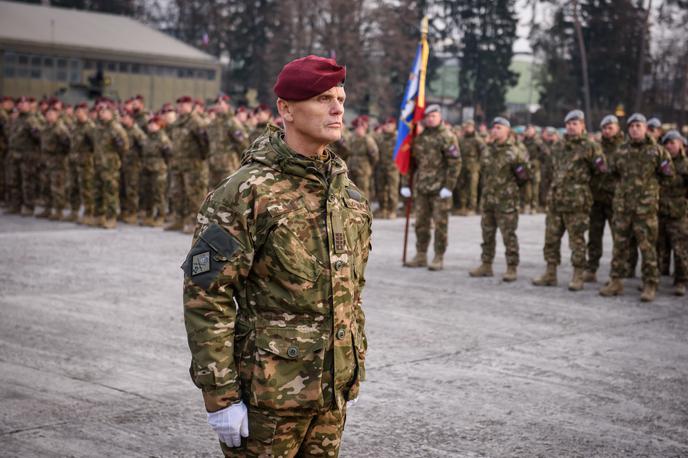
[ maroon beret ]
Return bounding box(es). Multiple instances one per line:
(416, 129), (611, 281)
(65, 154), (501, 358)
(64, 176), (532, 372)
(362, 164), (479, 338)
(176, 95), (193, 104)
(216, 94), (230, 103)
(134, 94), (144, 101)
(194, 98), (205, 107)
(75, 102), (89, 110)
(273, 55), (346, 101)
(236, 106), (247, 113)
(160, 103), (175, 113)
(148, 115), (163, 125)
(2, 96), (15, 103)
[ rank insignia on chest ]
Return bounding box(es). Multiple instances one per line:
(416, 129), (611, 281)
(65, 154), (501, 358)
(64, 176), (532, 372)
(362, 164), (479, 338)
(334, 233), (346, 252)
(192, 251), (211, 275)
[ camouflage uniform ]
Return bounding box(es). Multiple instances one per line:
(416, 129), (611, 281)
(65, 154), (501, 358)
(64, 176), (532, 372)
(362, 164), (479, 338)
(541, 138), (555, 208)
(122, 123), (147, 218)
(141, 129), (172, 221)
(479, 138), (530, 266)
(41, 120), (72, 215)
(133, 109), (149, 131)
(70, 118), (97, 218)
(94, 118), (129, 220)
(8, 111), (42, 212)
(330, 127), (351, 162)
(208, 112), (248, 189)
(543, 135), (607, 268)
(456, 131), (486, 213)
(657, 150), (688, 285)
(248, 121), (269, 145)
(608, 134), (674, 286)
(346, 132), (379, 199)
(522, 135), (548, 212)
(373, 130), (400, 218)
(0, 108), (9, 203)
(169, 112), (210, 227)
(586, 132), (624, 274)
(408, 124), (461, 256)
(183, 127), (371, 457)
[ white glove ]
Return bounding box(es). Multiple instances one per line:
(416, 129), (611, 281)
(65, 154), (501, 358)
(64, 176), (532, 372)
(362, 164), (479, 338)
(207, 401), (249, 448)
(439, 187), (453, 199)
(400, 187), (412, 198)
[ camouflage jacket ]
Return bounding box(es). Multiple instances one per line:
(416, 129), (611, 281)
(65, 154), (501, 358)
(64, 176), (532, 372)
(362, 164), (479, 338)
(9, 111), (42, 154)
(591, 132), (625, 205)
(329, 126), (351, 162)
(71, 119), (97, 156)
(41, 120), (71, 166)
(171, 112), (209, 164)
(408, 124), (461, 194)
(123, 123), (147, 165)
(480, 138), (530, 213)
(548, 134), (607, 213)
(659, 151), (688, 219)
(0, 109), (9, 153)
(134, 109), (150, 131)
(95, 119), (129, 161)
(459, 132), (487, 167)
(347, 133), (379, 173)
(522, 136), (548, 172)
(249, 122), (270, 145)
(374, 131), (397, 170)
(142, 130), (172, 169)
(611, 134), (675, 215)
(183, 126), (371, 415)
(209, 112), (248, 157)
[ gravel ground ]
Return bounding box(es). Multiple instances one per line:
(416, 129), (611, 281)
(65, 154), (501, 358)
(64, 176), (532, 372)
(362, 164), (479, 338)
(0, 210), (686, 457)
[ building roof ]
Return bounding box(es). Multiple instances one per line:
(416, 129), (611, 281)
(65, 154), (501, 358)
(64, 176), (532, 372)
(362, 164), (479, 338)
(0, 0), (217, 65)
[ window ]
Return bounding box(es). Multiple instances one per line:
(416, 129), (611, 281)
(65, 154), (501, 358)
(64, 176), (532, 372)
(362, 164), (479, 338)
(31, 56), (41, 67)
(4, 52), (17, 64)
(131, 63), (140, 74)
(57, 58), (67, 68)
(3, 67), (15, 78)
(44, 57), (54, 67)
(30, 68), (41, 79)
(56, 70), (67, 81)
(18, 54), (29, 65)
(207, 69), (216, 80)
(106, 61), (116, 72)
(84, 59), (94, 70)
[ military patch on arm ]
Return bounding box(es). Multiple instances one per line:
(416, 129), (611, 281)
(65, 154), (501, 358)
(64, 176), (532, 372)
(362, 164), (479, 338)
(447, 144), (459, 158)
(181, 223), (240, 290)
(347, 188), (362, 202)
(191, 251), (210, 275)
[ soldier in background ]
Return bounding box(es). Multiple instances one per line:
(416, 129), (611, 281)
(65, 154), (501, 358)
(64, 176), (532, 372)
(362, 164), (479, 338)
(455, 119), (485, 216)
(347, 116), (379, 200)
(140, 116), (171, 227)
(522, 124), (548, 213)
(647, 117), (663, 142)
(373, 117), (400, 219)
(533, 110), (607, 291)
(9, 96), (42, 216)
(600, 113), (675, 302)
(0, 96), (14, 205)
(93, 101), (129, 229)
(208, 95), (248, 189)
(41, 102), (72, 221)
(70, 102), (97, 225)
(401, 104), (461, 271)
(469, 117), (530, 281)
(131, 94), (149, 130)
(120, 110), (147, 224)
(248, 104), (273, 144)
(540, 126), (558, 208)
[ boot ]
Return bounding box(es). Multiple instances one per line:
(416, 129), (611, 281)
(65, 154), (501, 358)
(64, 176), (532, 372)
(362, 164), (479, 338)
(152, 216), (166, 227)
(141, 216), (155, 227)
(469, 262), (493, 277)
(84, 215), (98, 226)
(122, 213), (138, 225)
(404, 252), (427, 268)
(35, 207), (51, 218)
(599, 278), (623, 297)
(428, 254), (443, 271)
(164, 218), (184, 231)
(49, 209), (64, 221)
(568, 268), (584, 291)
(65, 211), (79, 222)
(673, 283), (685, 297)
(583, 270), (597, 283)
(21, 205), (35, 217)
(532, 263), (557, 286)
(100, 217), (117, 229)
(523, 204), (531, 214)
(502, 265), (517, 282)
(640, 283), (656, 302)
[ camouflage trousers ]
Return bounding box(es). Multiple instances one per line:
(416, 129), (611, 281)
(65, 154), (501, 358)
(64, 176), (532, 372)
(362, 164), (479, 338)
(221, 406), (346, 458)
(77, 154), (95, 216)
(415, 192), (451, 255)
(348, 164), (373, 200)
(375, 165), (400, 216)
(122, 159), (141, 216)
(456, 162), (480, 211)
(586, 200), (613, 273)
(521, 167), (541, 210)
(543, 210), (589, 268)
(657, 215), (688, 283)
(66, 152), (80, 212)
(141, 159), (167, 218)
(94, 152), (121, 219)
(610, 211), (659, 285)
(37, 153), (50, 207)
(480, 207), (519, 266)
(20, 151), (40, 210)
(48, 157), (68, 211)
(170, 160), (208, 224)
(5, 150), (22, 210)
(0, 148), (5, 202)
(209, 152), (240, 190)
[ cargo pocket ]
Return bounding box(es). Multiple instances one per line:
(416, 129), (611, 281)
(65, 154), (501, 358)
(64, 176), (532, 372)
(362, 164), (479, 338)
(346, 327), (367, 402)
(181, 223), (240, 290)
(250, 326), (325, 411)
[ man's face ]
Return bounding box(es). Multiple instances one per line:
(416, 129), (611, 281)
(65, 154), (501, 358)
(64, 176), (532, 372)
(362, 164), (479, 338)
(525, 126), (536, 138)
(257, 109), (271, 123)
(566, 119), (584, 136)
(628, 122), (646, 141)
(3, 100), (15, 111)
(281, 86), (346, 145)
(648, 126), (662, 140)
(664, 138), (682, 156)
(236, 111), (247, 123)
(121, 115), (133, 127)
(46, 110), (59, 123)
(99, 108), (113, 122)
(164, 111), (177, 124)
(354, 124), (367, 136)
(383, 121), (396, 134)
(424, 111), (441, 128)
(216, 102), (228, 114)
(601, 123), (619, 139)
(18, 101), (30, 113)
(178, 102), (192, 114)
(491, 124), (509, 142)
(76, 109), (88, 122)
(463, 124), (475, 135)
(147, 122), (160, 134)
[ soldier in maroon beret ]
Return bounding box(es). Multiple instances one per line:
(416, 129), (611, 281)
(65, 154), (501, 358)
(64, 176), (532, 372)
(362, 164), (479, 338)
(184, 55), (370, 457)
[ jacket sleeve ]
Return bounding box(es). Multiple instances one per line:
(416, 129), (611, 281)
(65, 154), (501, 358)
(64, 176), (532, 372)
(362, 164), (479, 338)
(443, 133), (461, 190)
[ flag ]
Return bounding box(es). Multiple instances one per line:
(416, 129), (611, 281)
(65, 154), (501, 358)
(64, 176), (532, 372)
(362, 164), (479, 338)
(393, 17), (430, 176)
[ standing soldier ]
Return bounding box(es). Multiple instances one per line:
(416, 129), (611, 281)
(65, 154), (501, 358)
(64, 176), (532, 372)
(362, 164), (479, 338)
(455, 119), (486, 216)
(167, 95), (210, 234)
(647, 117), (663, 142)
(120, 110), (147, 224)
(373, 117), (400, 219)
(94, 101), (129, 229)
(70, 102), (97, 225)
(1, 96), (15, 205)
(657, 130), (688, 296)
(522, 124), (548, 213)
(533, 110), (608, 291)
(140, 116), (171, 227)
(584, 115), (624, 282)
(600, 114), (675, 302)
(469, 117), (530, 281)
(346, 117), (379, 200)
(8, 97), (42, 216)
(208, 95), (248, 189)
(41, 102), (72, 220)
(183, 55), (371, 457)
(247, 104), (273, 145)
(540, 126), (558, 208)
(131, 94), (149, 130)
(401, 104), (461, 271)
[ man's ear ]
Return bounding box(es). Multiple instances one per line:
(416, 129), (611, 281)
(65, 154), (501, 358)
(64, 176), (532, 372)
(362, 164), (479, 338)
(277, 98), (294, 123)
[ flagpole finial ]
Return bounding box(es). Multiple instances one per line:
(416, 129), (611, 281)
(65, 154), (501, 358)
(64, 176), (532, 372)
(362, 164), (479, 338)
(421, 16), (429, 36)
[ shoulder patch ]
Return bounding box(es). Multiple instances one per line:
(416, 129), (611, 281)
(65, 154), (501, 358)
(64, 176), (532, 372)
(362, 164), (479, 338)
(191, 251), (211, 275)
(347, 188), (362, 202)
(447, 144), (459, 158)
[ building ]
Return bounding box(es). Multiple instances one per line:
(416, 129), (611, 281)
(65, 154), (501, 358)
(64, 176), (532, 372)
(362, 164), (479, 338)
(0, 0), (221, 108)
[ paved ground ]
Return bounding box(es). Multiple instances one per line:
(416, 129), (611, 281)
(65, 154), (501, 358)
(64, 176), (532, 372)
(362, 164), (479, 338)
(0, 210), (686, 457)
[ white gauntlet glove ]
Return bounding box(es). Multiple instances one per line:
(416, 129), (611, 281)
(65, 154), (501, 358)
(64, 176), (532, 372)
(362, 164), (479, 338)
(400, 187), (412, 198)
(207, 401), (249, 448)
(439, 187), (453, 199)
